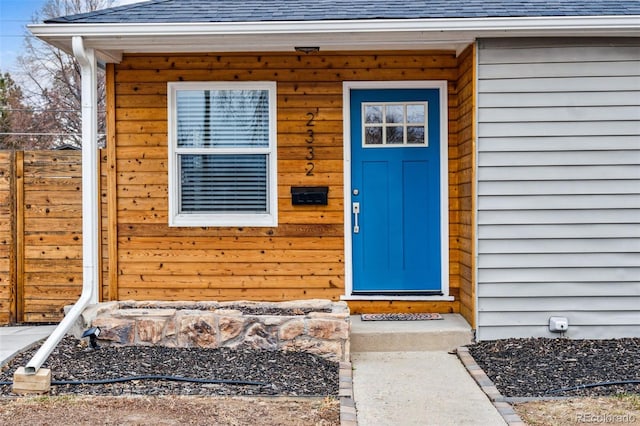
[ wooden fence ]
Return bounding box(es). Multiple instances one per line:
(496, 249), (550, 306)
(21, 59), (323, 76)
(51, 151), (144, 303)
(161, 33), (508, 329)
(0, 150), (96, 324)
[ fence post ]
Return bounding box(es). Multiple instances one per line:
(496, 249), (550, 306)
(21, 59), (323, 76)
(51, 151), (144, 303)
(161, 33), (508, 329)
(6, 151), (17, 324)
(15, 151), (24, 323)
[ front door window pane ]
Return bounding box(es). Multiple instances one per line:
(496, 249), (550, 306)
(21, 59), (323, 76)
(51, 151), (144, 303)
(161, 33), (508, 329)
(407, 126), (425, 144)
(386, 126), (403, 144)
(385, 105), (404, 124)
(362, 102), (428, 147)
(407, 104), (425, 123)
(365, 127), (383, 145)
(365, 105), (382, 124)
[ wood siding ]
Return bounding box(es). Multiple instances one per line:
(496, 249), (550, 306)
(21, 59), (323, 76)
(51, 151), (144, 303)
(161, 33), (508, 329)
(110, 51), (469, 311)
(476, 39), (640, 339)
(456, 44), (476, 327)
(0, 50), (476, 324)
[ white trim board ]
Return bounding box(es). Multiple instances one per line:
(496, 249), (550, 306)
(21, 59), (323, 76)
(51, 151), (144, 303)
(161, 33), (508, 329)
(342, 80), (451, 301)
(29, 16), (640, 61)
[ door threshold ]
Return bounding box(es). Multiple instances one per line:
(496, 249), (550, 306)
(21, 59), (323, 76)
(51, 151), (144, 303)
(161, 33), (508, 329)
(352, 291), (443, 296)
(342, 294), (455, 301)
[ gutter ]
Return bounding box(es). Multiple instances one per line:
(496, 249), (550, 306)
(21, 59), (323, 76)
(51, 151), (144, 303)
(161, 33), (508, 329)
(28, 15), (640, 36)
(23, 36), (100, 375)
(28, 15), (640, 58)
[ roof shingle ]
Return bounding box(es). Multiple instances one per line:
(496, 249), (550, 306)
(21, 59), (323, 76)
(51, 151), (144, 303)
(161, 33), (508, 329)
(44, 0), (640, 24)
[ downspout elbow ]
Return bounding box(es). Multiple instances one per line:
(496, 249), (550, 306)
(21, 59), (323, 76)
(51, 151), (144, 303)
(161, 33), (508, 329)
(24, 291), (93, 374)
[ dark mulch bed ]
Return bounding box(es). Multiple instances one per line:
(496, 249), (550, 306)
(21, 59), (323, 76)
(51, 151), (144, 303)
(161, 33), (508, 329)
(219, 306), (331, 316)
(0, 336), (338, 397)
(468, 338), (640, 398)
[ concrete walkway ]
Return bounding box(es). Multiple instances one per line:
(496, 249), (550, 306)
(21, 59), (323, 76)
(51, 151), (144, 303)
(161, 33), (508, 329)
(352, 351), (507, 425)
(0, 325), (57, 367)
(350, 314), (507, 426)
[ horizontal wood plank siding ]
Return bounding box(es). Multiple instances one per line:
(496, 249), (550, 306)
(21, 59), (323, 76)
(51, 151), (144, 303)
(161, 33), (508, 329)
(112, 51), (463, 309)
(476, 38), (640, 340)
(455, 44), (476, 327)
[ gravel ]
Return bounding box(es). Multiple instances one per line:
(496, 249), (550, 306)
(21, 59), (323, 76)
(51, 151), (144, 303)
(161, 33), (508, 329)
(0, 336), (338, 397)
(468, 338), (640, 398)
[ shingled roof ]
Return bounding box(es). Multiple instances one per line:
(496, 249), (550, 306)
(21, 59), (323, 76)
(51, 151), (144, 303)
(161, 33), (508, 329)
(45, 0), (640, 24)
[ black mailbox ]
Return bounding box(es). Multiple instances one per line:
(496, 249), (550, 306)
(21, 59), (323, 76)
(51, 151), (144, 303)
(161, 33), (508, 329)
(291, 186), (329, 205)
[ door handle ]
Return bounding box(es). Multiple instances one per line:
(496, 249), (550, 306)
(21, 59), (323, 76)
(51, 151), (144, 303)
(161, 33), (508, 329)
(352, 202), (360, 234)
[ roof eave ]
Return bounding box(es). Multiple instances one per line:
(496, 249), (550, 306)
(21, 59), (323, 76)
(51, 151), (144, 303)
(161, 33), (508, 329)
(29, 16), (640, 61)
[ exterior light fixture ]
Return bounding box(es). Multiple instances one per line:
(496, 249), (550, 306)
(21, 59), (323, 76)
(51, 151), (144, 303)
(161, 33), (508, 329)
(294, 46), (320, 54)
(82, 326), (101, 349)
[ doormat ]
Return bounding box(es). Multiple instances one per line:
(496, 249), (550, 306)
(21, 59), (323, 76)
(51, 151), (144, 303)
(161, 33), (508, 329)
(360, 313), (443, 321)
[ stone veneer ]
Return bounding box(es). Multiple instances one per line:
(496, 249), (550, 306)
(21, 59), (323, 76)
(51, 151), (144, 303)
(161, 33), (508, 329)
(73, 299), (350, 362)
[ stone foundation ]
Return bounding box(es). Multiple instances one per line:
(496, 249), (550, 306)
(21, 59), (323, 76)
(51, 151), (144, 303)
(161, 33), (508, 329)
(72, 299), (350, 362)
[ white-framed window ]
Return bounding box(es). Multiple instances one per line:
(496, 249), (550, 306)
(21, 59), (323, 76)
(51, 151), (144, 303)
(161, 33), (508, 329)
(168, 81), (277, 227)
(362, 102), (428, 147)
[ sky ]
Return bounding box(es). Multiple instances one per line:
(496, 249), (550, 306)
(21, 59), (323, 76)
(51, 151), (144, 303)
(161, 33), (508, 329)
(0, 0), (144, 75)
(0, 0), (48, 74)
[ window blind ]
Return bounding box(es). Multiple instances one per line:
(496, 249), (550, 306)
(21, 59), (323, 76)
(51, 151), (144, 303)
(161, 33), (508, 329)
(176, 90), (269, 148)
(180, 154), (268, 213)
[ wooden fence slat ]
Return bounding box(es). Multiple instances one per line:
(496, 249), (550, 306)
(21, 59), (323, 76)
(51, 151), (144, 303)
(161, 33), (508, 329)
(0, 150), (88, 323)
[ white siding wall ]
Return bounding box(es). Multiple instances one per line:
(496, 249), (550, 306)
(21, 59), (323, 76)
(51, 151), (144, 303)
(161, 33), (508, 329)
(476, 38), (640, 340)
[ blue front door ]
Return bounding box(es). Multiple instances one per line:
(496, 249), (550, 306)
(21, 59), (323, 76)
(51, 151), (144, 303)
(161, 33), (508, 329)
(350, 88), (442, 293)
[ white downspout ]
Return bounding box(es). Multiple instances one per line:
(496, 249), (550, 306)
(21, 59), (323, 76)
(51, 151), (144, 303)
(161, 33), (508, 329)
(24, 36), (99, 374)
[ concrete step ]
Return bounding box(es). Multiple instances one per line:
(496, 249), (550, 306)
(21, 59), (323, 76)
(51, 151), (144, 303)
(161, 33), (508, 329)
(349, 313), (474, 352)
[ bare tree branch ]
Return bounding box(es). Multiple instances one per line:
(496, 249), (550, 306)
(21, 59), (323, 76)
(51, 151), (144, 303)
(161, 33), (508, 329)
(16, 0), (113, 148)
